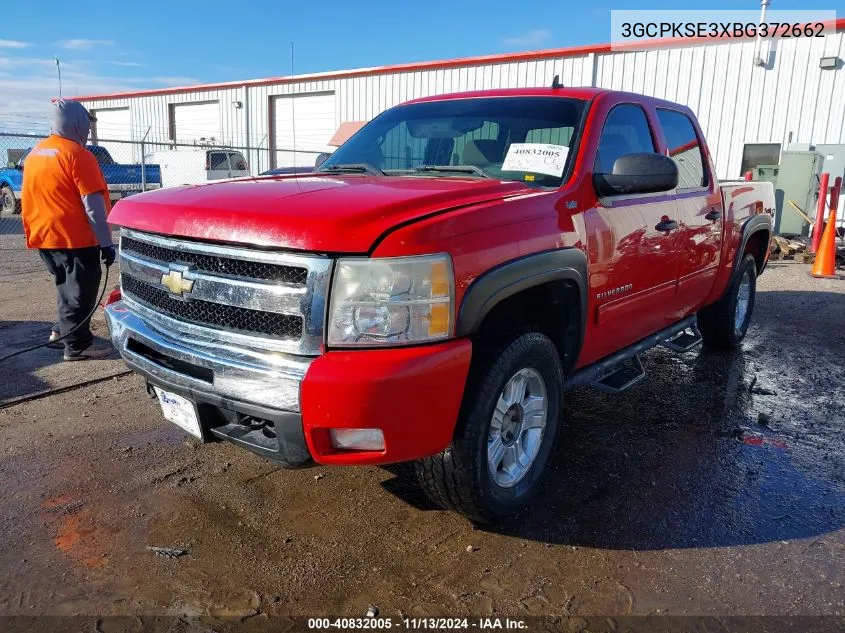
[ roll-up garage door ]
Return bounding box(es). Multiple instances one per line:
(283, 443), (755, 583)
(272, 93), (336, 168)
(171, 101), (221, 145)
(91, 107), (133, 163)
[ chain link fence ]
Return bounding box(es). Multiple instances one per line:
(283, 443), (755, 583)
(1, 132), (326, 223)
(0, 130), (326, 346)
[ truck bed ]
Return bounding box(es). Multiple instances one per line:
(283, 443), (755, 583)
(720, 181), (775, 220)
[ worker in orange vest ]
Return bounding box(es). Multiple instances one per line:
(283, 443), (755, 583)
(21, 100), (116, 361)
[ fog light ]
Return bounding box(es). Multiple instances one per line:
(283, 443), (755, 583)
(329, 428), (385, 451)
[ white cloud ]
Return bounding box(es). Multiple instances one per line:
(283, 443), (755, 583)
(0, 51), (199, 135)
(57, 39), (115, 50)
(502, 29), (551, 48)
(0, 73), (130, 126)
(0, 40), (31, 49)
(0, 56), (64, 70)
(0, 66), (201, 134)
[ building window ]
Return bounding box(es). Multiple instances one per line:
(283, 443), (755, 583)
(657, 109), (707, 189)
(740, 143), (781, 176)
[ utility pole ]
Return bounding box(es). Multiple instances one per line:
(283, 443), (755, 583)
(55, 57), (62, 98)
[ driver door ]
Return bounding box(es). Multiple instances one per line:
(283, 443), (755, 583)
(589, 103), (683, 354)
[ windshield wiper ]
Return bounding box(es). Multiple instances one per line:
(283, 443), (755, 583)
(413, 165), (491, 178)
(321, 163), (384, 176)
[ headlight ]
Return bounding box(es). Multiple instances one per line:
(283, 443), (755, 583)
(327, 254), (454, 347)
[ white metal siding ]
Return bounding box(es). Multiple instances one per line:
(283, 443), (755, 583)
(78, 28), (845, 180)
(594, 32), (845, 177)
(91, 107), (132, 163)
(171, 101), (221, 144)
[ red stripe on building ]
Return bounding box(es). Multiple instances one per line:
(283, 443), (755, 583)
(69, 17), (845, 102)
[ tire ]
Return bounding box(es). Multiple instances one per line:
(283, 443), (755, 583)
(1, 186), (20, 216)
(415, 332), (563, 523)
(698, 253), (757, 349)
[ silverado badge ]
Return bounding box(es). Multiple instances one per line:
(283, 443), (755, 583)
(160, 268), (195, 297)
(596, 283), (633, 300)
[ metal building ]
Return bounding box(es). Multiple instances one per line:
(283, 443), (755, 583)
(73, 19), (845, 180)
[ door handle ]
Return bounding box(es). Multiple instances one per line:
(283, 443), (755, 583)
(705, 208), (721, 221)
(655, 219), (678, 231)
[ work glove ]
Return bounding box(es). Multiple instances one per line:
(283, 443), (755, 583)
(100, 246), (117, 267)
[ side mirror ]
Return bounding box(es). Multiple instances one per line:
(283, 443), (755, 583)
(314, 152), (330, 168)
(593, 153), (678, 197)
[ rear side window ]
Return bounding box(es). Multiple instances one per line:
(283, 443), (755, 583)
(229, 152), (248, 171)
(88, 146), (114, 166)
(594, 104), (656, 173)
(657, 109), (707, 189)
(208, 151), (229, 170)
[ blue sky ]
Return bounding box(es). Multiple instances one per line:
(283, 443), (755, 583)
(1, 0), (834, 122)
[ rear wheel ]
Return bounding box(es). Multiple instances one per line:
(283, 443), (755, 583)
(415, 332), (563, 523)
(698, 253), (757, 349)
(0, 186), (20, 215)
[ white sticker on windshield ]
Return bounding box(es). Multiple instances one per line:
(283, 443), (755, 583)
(501, 143), (569, 177)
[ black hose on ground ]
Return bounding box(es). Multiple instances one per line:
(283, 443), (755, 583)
(0, 370), (133, 411)
(0, 265), (110, 363)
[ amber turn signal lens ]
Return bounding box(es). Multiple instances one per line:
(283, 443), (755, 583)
(428, 303), (450, 337)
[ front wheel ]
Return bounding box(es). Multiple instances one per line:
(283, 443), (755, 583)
(415, 332), (563, 523)
(698, 253), (758, 349)
(0, 186), (20, 216)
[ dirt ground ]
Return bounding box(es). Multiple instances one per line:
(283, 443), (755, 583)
(1, 215), (844, 630)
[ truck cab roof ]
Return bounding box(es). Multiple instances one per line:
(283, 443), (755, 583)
(406, 86), (606, 105)
(407, 86), (696, 115)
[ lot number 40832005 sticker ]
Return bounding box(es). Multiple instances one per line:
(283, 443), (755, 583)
(501, 143), (569, 177)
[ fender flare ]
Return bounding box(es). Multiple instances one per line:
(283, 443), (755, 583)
(0, 176), (22, 196)
(732, 214), (773, 282)
(456, 248), (588, 361)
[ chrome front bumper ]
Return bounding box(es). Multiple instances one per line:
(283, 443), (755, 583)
(106, 301), (312, 412)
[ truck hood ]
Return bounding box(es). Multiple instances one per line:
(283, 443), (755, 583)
(0, 168), (23, 191)
(108, 174), (529, 253)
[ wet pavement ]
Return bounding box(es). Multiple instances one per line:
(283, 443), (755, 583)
(0, 216), (843, 626)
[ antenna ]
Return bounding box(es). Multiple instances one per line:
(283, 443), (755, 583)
(291, 41), (298, 175)
(551, 75), (563, 89)
(55, 57), (62, 98)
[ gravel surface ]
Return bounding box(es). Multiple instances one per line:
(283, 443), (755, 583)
(0, 215), (843, 628)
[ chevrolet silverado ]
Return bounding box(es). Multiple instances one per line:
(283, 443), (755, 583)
(104, 87), (774, 522)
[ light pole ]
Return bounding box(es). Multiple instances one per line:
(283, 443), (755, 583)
(55, 57), (62, 98)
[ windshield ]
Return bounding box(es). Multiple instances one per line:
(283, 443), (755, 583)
(319, 97), (587, 187)
(15, 149), (30, 168)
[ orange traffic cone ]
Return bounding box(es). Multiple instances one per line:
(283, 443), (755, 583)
(811, 214), (839, 279)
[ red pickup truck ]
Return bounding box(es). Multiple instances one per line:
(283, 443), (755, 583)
(106, 87), (773, 522)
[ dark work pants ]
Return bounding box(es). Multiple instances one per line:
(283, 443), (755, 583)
(39, 248), (102, 353)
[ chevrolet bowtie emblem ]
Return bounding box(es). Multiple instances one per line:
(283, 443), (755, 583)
(160, 269), (195, 296)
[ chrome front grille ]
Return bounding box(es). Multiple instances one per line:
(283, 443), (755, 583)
(118, 229), (332, 355)
(121, 236), (308, 284)
(121, 274), (304, 339)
